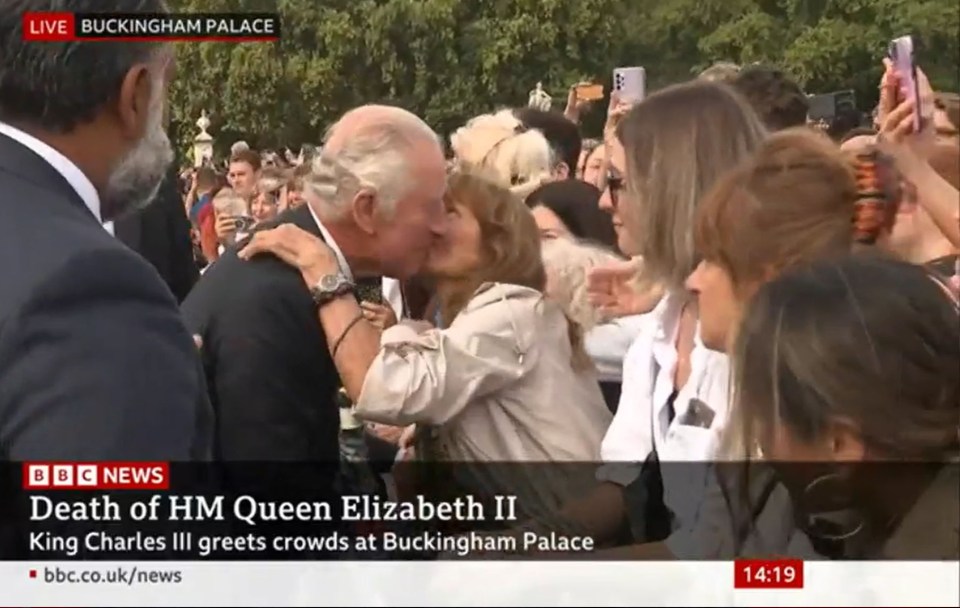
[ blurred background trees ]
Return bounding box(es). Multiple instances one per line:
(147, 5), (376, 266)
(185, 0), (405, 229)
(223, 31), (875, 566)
(168, 0), (960, 156)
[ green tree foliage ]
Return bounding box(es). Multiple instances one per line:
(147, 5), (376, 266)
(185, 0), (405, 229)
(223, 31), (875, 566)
(169, 0), (959, 151)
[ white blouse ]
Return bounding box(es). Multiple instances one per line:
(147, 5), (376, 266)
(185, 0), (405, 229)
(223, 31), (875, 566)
(596, 291), (731, 531)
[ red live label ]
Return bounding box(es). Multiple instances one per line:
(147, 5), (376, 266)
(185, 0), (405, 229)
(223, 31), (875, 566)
(22, 12), (76, 41)
(22, 462), (170, 490)
(734, 559), (804, 589)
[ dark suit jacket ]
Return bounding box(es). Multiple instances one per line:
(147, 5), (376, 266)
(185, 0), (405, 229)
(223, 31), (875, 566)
(0, 132), (213, 461)
(114, 170), (199, 303)
(181, 205), (341, 466)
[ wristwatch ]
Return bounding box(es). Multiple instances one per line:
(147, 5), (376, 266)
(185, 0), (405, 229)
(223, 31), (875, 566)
(310, 272), (355, 307)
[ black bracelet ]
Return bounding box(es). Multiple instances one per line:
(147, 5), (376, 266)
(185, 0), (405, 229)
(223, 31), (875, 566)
(332, 312), (365, 359)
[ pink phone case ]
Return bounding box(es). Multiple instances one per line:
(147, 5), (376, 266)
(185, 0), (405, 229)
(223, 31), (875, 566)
(888, 35), (921, 131)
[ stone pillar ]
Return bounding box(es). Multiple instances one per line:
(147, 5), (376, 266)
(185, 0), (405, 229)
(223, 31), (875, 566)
(193, 110), (214, 167)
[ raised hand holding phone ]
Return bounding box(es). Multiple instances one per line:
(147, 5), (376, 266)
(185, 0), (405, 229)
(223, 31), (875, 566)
(878, 54), (937, 173)
(603, 91), (633, 146)
(564, 81), (602, 123)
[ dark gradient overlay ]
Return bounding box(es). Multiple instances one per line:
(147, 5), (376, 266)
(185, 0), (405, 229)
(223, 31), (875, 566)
(1, 462), (956, 561)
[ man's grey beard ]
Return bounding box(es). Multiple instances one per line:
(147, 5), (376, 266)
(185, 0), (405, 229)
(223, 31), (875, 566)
(100, 77), (174, 222)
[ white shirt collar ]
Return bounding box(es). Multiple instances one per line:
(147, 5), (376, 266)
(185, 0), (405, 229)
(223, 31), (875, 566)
(306, 204), (353, 281)
(0, 121), (105, 229)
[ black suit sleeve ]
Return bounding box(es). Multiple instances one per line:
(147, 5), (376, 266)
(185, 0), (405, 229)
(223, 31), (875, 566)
(0, 248), (210, 460)
(205, 270), (334, 461)
(160, 175), (199, 302)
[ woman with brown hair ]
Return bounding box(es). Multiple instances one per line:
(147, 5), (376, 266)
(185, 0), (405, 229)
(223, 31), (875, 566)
(725, 255), (959, 559)
(238, 171), (611, 463)
(687, 128), (899, 352)
(687, 80), (958, 356)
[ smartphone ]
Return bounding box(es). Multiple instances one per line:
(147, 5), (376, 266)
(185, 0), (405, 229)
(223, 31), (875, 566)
(613, 67), (646, 104)
(888, 35), (921, 131)
(575, 83), (604, 102)
(233, 216), (256, 232)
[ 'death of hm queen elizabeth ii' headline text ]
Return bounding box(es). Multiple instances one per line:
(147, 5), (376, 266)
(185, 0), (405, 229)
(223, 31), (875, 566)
(26, 492), (595, 558)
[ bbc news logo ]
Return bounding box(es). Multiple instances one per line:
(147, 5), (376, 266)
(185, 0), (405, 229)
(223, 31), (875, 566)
(22, 12), (280, 43)
(22, 462), (169, 490)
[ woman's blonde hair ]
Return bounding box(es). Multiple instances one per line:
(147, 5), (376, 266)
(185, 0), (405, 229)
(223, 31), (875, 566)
(441, 172), (590, 368)
(541, 237), (622, 331)
(450, 110), (554, 199)
(616, 80), (768, 290)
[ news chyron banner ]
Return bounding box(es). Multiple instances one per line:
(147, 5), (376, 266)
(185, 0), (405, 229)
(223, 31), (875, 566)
(2, 462), (959, 606)
(13, 462), (597, 560)
(22, 11), (280, 42)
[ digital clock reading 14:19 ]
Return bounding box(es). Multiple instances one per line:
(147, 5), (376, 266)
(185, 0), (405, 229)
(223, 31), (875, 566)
(734, 559), (804, 589)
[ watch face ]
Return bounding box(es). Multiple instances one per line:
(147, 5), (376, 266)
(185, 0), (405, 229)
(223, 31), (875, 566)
(319, 274), (342, 291)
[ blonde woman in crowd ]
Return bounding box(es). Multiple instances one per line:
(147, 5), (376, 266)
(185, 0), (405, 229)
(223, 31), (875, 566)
(239, 171), (611, 517)
(541, 237), (645, 412)
(450, 109), (555, 198)
(510, 80), (768, 548)
(598, 79), (767, 468)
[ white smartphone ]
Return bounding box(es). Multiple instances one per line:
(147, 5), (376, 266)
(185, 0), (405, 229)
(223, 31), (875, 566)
(613, 67), (646, 103)
(888, 35), (921, 131)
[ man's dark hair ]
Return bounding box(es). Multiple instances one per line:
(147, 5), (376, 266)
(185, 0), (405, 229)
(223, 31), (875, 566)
(514, 107), (581, 179)
(0, 0), (167, 133)
(730, 66), (809, 132)
(229, 149), (262, 172)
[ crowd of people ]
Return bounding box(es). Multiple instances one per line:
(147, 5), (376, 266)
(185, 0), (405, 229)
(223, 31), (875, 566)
(1, 0), (958, 563)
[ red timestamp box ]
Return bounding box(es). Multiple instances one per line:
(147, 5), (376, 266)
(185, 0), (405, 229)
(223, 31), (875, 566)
(734, 559), (804, 589)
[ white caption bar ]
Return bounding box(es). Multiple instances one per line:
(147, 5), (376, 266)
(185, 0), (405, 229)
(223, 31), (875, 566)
(4, 561), (958, 607)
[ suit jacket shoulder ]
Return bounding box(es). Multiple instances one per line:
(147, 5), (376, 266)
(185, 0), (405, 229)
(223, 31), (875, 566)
(181, 206), (341, 462)
(0, 135), (212, 460)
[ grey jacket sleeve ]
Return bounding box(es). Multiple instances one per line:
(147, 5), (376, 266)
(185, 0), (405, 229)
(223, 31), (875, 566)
(0, 247), (211, 460)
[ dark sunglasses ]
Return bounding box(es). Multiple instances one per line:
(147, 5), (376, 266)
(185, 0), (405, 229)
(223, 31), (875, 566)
(601, 170), (624, 193)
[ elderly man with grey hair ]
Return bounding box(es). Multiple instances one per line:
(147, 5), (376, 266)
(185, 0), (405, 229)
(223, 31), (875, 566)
(181, 105), (447, 474)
